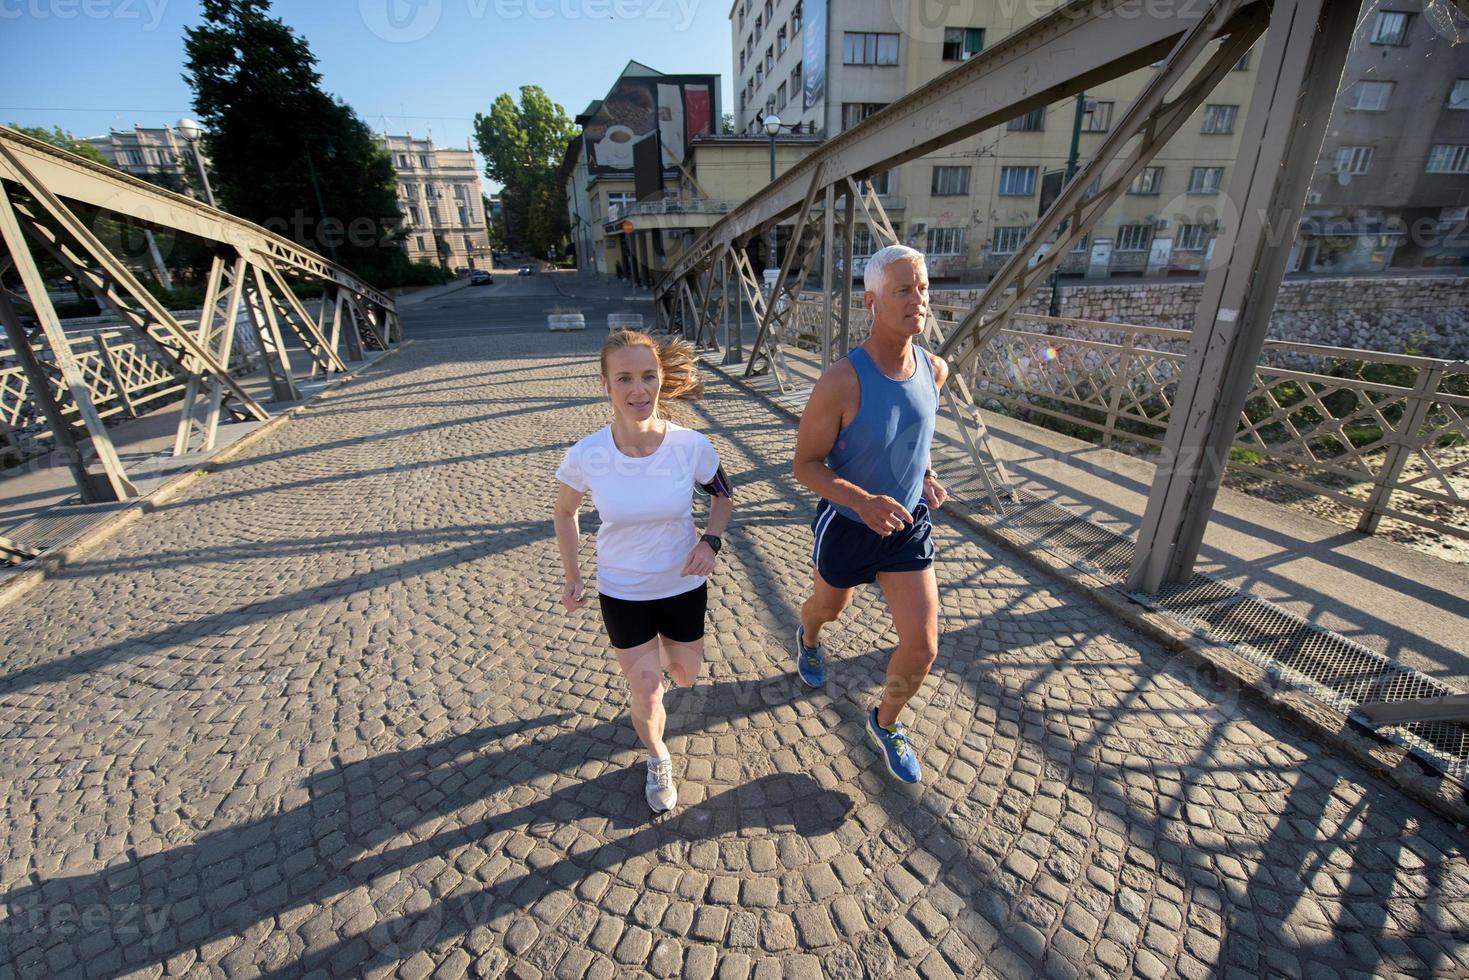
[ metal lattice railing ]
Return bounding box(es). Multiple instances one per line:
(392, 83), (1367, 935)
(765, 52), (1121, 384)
(789, 295), (1469, 541)
(0, 318), (259, 463)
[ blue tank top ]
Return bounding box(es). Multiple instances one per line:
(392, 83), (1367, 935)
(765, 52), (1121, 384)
(826, 345), (938, 523)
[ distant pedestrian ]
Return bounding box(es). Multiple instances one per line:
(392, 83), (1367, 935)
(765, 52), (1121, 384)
(790, 244), (948, 784)
(554, 330), (733, 812)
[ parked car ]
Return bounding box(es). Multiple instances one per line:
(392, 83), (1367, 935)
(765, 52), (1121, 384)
(518, 265), (532, 276)
(469, 270), (493, 286)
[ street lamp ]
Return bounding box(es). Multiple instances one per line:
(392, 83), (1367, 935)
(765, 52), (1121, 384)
(175, 118), (217, 208)
(763, 113), (782, 282)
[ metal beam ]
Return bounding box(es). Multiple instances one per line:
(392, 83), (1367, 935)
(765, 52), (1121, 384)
(936, 0), (1264, 370)
(658, 0), (1264, 291)
(0, 125), (397, 314)
(0, 182), (136, 500)
(1127, 0), (1359, 592)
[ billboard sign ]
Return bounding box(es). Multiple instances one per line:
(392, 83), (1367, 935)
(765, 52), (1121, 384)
(582, 75), (716, 176)
(803, 0), (827, 110)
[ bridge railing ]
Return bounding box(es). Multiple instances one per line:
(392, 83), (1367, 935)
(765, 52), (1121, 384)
(788, 293), (1469, 541)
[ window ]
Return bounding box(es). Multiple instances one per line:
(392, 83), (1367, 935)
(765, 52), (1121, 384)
(746, 36), (753, 60)
(755, 14), (762, 37)
(926, 227), (966, 255)
(842, 102), (886, 130)
(1188, 167), (1224, 193)
(1233, 51), (1251, 71)
(1201, 104), (1237, 134)
(792, 3), (801, 33)
(942, 27), (984, 61)
(418, 153), (430, 168)
(458, 205), (468, 224)
(464, 235), (474, 253)
(1427, 144), (1469, 174)
(869, 170), (891, 195)
(777, 82), (787, 110)
(991, 226), (1031, 254)
(844, 32), (899, 66)
(416, 235), (426, 251)
(1332, 146), (1373, 175)
(765, 46), (774, 72)
(738, 4), (744, 27)
(1352, 80), (1394, 111)
(852, 228), (875, 257)
(930, 166), (970, 196)
(998, 166), (1037, 196)
(756, 64), (763, 86)
(739, 91), (747, 112)
(408, 206), (421, 225)
(1370, 11), (1411, 45)
(1116, 224), (1153, 251)
(1081, 100), (1113, 132)
(778, 25), (787, 55)
(790, 62), (802, 92)
(1450, 79), (1469, 109)
(740, 51), (745, 71)
(1129, 167), (1164, 194)
(1175, 224), (1211, 251)
(764, 0), (771, 19)
(1007, 108), (1045, 132)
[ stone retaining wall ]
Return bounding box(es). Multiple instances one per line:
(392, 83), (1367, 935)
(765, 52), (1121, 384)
(920, 276), (1469, 358)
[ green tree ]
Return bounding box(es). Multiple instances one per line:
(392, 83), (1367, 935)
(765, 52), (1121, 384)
(9, 125), (112, 166)
(183, 0), (407, 284)
(473, 86), (576, 258)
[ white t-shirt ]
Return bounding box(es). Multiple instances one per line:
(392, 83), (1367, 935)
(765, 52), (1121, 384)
(556, 421), (722, 601)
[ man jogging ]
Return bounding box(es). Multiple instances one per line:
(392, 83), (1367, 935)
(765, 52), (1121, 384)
(791, 244), (948, 784)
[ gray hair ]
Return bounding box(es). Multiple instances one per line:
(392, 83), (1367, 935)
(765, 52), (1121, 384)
(863, 244), (927, 292)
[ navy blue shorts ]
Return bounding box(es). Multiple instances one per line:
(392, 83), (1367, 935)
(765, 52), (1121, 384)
(810, 500), (934, 589)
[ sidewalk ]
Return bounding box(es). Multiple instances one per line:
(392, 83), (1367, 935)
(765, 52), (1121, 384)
(0, 297), (1464, 979)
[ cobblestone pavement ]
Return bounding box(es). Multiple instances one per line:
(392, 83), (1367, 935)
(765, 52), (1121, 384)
(2, 281), (1467, 979)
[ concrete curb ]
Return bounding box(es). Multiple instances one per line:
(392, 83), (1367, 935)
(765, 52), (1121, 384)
(698, 354), (1469, 829)
(0, 340), (416, 615)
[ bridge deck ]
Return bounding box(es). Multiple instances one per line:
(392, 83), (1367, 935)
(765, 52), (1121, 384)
(1, 273), (1465, 978)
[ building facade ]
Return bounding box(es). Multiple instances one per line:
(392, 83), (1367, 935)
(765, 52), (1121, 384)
(1299, 2), (1469, 273)
(381, 134), (491, 270)
(86, 125), (205, 197)
(730, 0), (1469, 280)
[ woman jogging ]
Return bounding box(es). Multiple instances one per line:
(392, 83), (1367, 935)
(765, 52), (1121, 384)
(553, 330), (733, 812)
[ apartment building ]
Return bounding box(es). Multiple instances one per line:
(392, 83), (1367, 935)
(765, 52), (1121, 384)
(86, 125), (205, 197)
(730, 0), (1469, 280)
(1301, 3), (1469, 272)
(381, 134), (490, 270)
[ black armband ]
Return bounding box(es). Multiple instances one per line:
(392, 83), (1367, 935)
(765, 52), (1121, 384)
(697, 464), (733, 499)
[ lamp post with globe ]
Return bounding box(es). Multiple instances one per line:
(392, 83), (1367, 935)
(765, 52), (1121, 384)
(763, 113), (784, 287)
(175, 118), (217, 208)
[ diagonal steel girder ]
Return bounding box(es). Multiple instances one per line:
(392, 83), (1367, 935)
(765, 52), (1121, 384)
(656, 0), (1266, 296)
(0, 125), (399, 316)
(936, 0), (1266, 370)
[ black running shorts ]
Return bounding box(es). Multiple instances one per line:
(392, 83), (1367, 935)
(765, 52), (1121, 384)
(598, 583), (708, 649)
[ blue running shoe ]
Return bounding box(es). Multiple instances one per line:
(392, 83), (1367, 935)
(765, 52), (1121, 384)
(795, 624), (826, 687)
(866, 707), (922, 784)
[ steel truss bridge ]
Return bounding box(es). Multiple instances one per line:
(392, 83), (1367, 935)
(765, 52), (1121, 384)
(0, 125), (402, 506)
(650, 0), (1469, 730)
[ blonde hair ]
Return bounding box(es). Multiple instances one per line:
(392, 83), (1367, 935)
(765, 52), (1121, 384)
(599, 329), (704, 403)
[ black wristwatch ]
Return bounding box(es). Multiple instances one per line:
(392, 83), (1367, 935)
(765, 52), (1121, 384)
(701, 533), (723, 554)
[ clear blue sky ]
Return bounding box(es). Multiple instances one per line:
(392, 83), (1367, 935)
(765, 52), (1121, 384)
(0, 0), (736, 191)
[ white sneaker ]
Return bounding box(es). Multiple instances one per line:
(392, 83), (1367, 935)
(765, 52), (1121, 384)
(645, 756), (677, 812)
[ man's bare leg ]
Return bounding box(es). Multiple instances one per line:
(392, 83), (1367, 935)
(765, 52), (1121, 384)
(874, 567), (939, 727)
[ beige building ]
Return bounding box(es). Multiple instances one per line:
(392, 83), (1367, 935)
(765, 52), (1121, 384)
(382, 134), (490, 270)
(86, 125), (205, 197)
(731, 0), (1262, 279)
